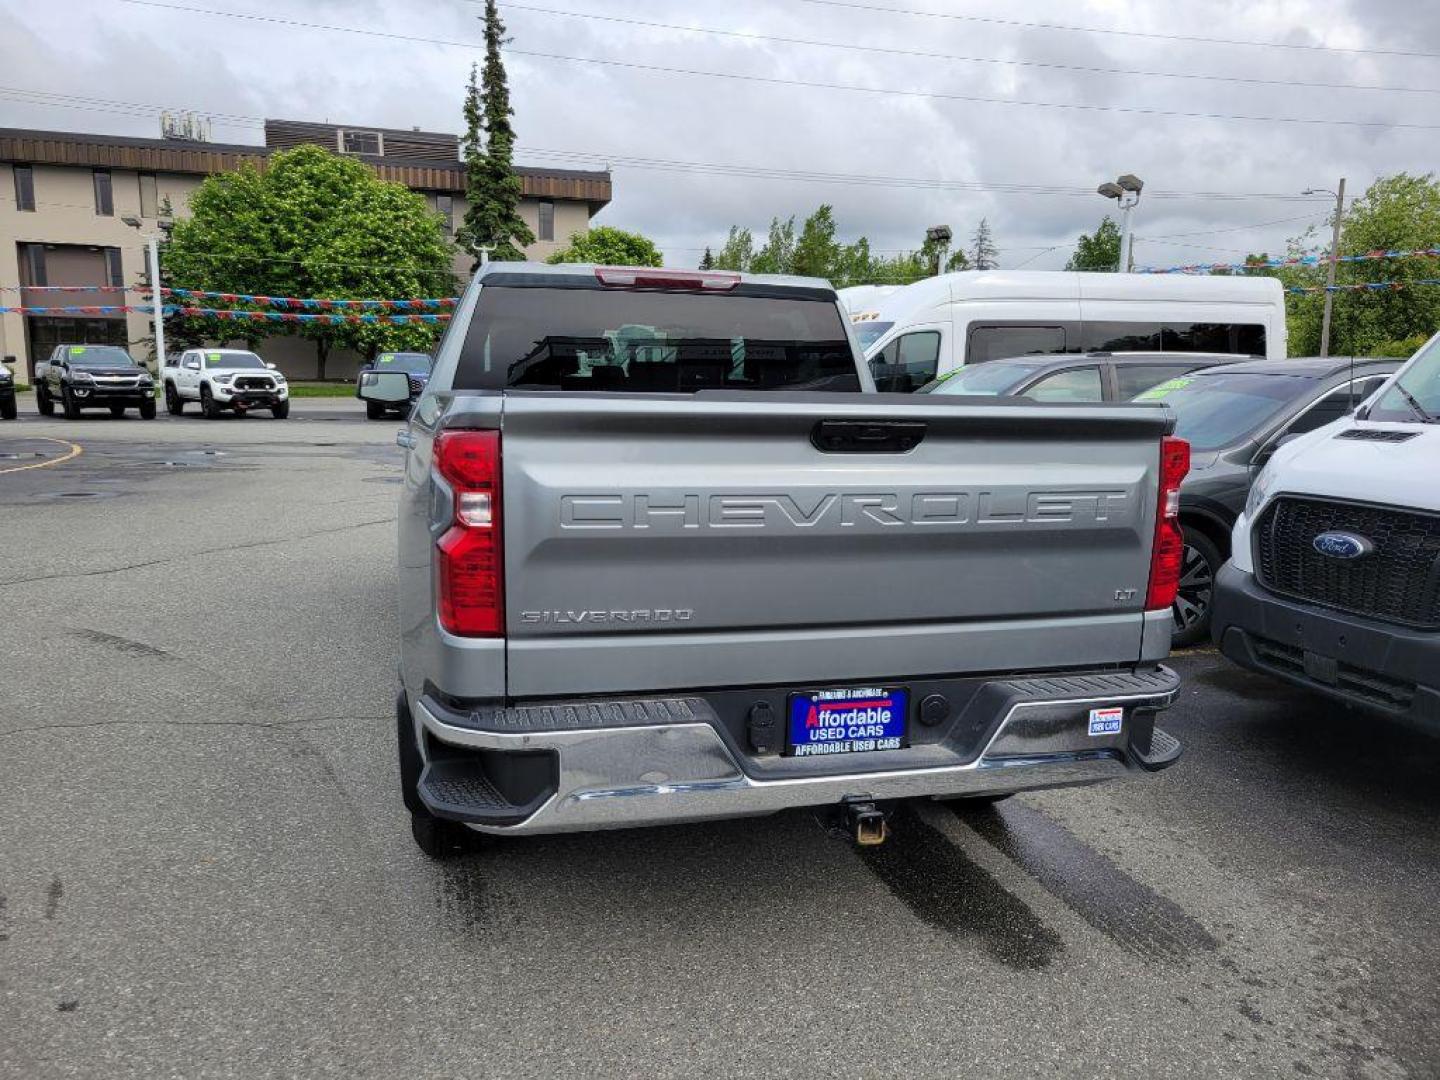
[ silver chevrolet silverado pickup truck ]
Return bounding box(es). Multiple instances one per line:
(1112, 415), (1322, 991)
(370, 263), (1189, 857)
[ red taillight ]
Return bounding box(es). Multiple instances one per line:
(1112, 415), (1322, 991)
(593, 266), (740, 291)
(1145, 435), (1191, 612)
(435, 430), (503, 637)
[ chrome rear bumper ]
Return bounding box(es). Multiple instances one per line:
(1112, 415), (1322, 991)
(412, 666), (1181, 834)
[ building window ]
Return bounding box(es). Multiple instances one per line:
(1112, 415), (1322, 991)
(138, 173), (158, 218)
(13, 164), (35, 212)
(105, 248), (124, 288)
(434, 194), (453, 235)
(19, 243), (47, 287)
(339, 129), (382, 156)
(538, 198), (555, 242)
(93, 169), (114, 216)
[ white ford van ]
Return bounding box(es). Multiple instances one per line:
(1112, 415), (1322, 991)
(853, 271), (1287, 392)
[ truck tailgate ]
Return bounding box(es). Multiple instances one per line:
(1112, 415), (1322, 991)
(500, 392), (1171, 697)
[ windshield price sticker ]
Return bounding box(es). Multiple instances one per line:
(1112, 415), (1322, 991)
(1135, 376), (1193, 401)
(69, 346), (87, 356)
(787, 687), (908, 757)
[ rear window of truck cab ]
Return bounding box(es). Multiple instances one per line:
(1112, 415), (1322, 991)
(455, 282), (860, 392)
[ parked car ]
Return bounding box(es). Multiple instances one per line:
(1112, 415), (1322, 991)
(356, 351), (431, 419)
(365, 262), (1187, 859)
(36, 344), (156, 419)
(1135, 356), (1401, 646)
(0, 364), (16, 420)
(1211, 336), (1440, 729)
(163, 348), (289, 419)
(851, 270), (1286, 391)
(913, 351), (1245, 401)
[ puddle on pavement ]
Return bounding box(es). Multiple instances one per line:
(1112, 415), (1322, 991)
(857, 804), (1063, 970)
(958, 801), (1217, 962)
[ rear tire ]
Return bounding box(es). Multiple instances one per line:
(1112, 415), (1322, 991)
(139, 397), (156, 420)
(271, 400), (290, 419)
(200, 384), (219, 419)
(36, 385), (54, 416)
(410, 812), (475, 859)
(62, 386), (80, 419)
(0, 395), (15, 420)
(1172, 525), (1222, 648)
(397, 690), (476, 859)
(165, 382), (183, 415)
(366, 400), (384, 420)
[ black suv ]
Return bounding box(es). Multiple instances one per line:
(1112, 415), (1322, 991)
(37, 345), (156, 419)
(0, 364), (16, 420)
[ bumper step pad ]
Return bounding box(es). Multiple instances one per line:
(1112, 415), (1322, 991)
(1130, 728), (1182, 772)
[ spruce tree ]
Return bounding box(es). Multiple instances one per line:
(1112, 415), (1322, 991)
(457, 1), (534, 265)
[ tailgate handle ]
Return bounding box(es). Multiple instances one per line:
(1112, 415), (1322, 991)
(811, 419), (926, 454)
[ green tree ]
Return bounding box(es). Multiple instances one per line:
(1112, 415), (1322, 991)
(456, 3), (534, 264)
(713, 226), (754, 272)
(1257, 174), (1440, 355)
(160, 145), (456, 379)
(944, 248), (971, 273)
(750, 216), (797, 275)
(698, 246), (715, 270)
(792, 205), (842, 278)
(545, 225), (662, 266)
(1065, 216), (1122, 272)
(970, 218), (999, 270)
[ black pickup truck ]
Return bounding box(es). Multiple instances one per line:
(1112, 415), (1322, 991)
(0, 364), (16, 420)
(36, 345), (156, 419)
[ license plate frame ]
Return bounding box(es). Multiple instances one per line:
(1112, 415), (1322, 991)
(784, 685), (909, 758)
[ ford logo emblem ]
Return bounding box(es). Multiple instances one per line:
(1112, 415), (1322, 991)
(1312, 531), (1373, 559)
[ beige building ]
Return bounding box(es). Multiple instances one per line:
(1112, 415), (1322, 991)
(0, 120), (611, 380)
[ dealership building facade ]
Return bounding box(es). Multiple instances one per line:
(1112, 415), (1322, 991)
(0, 120), (611, 381)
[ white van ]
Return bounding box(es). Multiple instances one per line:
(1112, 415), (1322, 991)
(853, 271), (1287, 392)
(836, 284), (904, 313)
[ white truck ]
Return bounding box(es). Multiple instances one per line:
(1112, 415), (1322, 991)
(851, 271), (1287, 393)
(162, 348), (290, 419)
(1212, 334), (1440, 728)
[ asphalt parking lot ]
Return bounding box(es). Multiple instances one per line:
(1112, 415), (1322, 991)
(1, 395), (1438, 1080)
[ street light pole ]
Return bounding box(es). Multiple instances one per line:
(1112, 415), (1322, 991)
(145, 235), (166, 376)
(1098, 174), (1144, 273)
(1318, 179), (1346, 359)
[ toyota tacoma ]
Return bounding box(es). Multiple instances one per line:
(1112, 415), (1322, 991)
(369, 263), (1190, 857)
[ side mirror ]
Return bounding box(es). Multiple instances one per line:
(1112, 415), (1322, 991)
(358, 370), (411, 404)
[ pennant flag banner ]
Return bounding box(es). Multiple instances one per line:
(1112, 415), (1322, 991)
(0, 285), (137, 293)
(1285, 278), (1440, 295)
(0, 304), (154, 315)
(161, 287), (458, 310)
(1139, 247), (1440, 276)
(168, 306), (451, 325)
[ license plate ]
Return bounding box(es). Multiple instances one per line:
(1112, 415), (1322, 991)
(786, 686), (908, 757)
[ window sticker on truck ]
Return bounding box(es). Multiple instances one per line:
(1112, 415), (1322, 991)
(1088, 706), (1124, 736)
(1134, 377), (1193, 401)
(788, 687), (908, 757)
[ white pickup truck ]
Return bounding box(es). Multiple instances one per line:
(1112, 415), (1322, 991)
(1212, 335), (1440, 728)
(368, 263), (1191, 858)
(162, 348), (290, 419)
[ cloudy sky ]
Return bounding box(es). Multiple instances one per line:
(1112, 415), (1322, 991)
(2, 0), (1436, 271)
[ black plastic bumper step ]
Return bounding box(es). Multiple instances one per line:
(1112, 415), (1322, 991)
(1129, 727), (1182, 772)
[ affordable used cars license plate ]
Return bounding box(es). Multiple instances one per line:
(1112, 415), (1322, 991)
(786, 686), (908, 757)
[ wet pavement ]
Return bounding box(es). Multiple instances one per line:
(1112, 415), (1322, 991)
(1, 399), (1437, 1080)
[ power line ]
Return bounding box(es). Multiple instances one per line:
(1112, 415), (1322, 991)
(113, 1), (1440, 132)
(0, 85), (1335, 205)
(1139, 213), (1324, 240)
(496, 2), (1440, 97)
(790, 0), (1440, 61)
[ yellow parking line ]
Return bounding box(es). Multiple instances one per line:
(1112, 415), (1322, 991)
(0, 436), (83, 476)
